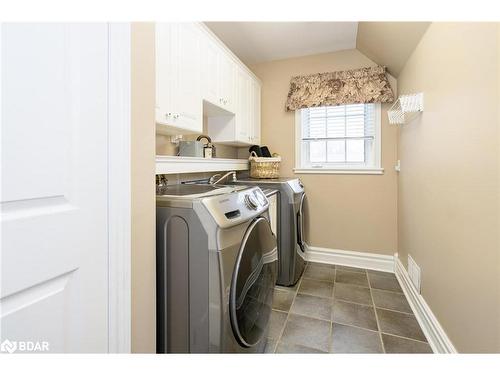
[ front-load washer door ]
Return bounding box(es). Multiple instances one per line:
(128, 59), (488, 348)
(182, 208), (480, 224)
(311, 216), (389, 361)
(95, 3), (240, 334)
(297, 193), (306, 253)
(230, 217), (277, 348)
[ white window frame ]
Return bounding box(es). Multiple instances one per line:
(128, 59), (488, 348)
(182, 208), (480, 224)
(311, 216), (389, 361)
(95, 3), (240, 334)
(294, 103), (384, 175)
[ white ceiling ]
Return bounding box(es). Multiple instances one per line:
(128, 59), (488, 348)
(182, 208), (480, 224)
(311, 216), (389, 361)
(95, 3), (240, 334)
(204, 22), (358, 65)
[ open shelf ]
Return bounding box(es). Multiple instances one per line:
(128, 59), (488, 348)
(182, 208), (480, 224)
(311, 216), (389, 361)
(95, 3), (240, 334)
(156, 155), (249, 175)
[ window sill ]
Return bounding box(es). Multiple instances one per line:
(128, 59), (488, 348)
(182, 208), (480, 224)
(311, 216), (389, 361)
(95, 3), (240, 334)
(293, 167), (384, 175)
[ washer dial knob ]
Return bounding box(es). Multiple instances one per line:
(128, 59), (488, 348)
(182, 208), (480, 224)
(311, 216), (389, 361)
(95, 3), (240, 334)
(244, 194), (259, 210)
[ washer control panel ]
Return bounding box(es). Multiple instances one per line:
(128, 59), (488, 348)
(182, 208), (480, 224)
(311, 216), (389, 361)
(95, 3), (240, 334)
(201, 187), (270, 229)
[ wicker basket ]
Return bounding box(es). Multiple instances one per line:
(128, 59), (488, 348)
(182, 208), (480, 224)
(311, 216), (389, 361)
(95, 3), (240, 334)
(249, 151), (281, 179)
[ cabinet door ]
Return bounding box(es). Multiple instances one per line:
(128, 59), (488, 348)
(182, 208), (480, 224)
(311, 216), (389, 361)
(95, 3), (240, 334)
(155, 23), (175, 126)
(217, 53), (236, 112)
(173, 23), (202, 132)
(156, 23), (202, 134)
(235, 67), (249, 143)
(251, 79), (261, 145)
(200, 32), (218, 105)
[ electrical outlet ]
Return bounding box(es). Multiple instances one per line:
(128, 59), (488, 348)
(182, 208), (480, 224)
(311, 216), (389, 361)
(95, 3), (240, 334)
(408, 255), (421, 293)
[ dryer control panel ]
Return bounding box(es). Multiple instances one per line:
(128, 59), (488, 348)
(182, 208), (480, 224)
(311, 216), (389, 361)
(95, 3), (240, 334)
(201, 187), (269, 229)
(287, 178), (304, 194)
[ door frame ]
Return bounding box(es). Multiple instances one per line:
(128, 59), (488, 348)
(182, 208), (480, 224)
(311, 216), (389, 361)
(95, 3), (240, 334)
(107, 23), (131, 353)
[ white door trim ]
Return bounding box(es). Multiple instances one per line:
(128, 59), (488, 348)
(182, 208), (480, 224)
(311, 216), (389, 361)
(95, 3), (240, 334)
(107, 23), (131, 353)
(394, 255), (457, 353)
(304, 244), (395, 273)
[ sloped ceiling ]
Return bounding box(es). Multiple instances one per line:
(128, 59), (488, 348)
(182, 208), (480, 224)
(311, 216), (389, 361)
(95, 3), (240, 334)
(356, 22), (431, 77)
(204, 22), (358, 65)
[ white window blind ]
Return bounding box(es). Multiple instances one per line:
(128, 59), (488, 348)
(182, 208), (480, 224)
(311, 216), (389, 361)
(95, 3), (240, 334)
(298, 103), (380, 169)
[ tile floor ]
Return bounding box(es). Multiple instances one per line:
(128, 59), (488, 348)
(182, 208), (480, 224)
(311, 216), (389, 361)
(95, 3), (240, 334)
(265, 262), (433, 353)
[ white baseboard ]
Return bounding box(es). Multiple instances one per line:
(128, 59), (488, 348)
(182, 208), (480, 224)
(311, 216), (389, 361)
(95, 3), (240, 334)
(394, 255), (457, 353)
(304, 244), (395, 273)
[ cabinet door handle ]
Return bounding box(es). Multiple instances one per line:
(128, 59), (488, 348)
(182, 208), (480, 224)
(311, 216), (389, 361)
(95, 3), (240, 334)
(166, 112), (172, 118)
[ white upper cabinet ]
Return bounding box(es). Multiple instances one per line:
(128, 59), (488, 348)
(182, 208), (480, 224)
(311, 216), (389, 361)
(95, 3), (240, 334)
(251, 78), (261, 145)
(235, 67), (250, 143)
(156, 22), (261, 143)
(156, 23), (202, 134)
(201, 32), (236, 113)
(200, 35), (219, 106)
(216, 53), (236, 112)
(235, 68), (261, 145)
(209, 66), (261, 146)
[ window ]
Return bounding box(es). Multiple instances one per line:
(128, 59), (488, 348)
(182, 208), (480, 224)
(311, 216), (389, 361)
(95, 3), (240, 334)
(295, 103), (383, 174)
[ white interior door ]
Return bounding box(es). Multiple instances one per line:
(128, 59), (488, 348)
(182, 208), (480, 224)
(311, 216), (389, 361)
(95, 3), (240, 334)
(1, 23), (113, 353)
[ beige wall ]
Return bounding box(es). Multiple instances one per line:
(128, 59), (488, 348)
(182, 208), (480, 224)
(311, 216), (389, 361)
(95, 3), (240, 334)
(131, 23), (156, 353)
(156, 117), (240, 159)
(251, 50), (399, 255)
(498, 24), (500, 348)
(356, 22), (430, 77)
(397, 23), (500, 352)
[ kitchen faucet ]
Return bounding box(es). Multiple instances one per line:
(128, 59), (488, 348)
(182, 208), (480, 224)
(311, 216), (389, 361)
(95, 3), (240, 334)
(209, 171), (237, 185)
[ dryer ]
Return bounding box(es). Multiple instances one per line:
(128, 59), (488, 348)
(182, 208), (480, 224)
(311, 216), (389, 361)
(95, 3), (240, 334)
(156, 184), (277, 353)
(231, 178), (306, 287)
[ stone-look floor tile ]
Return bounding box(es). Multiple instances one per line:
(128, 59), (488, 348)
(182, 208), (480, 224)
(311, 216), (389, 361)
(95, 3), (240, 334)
(367, 270), (397, 279)
(268, 310), (287, 339)
(280, 314), (331, 352)
(264, 338), (277, 353)
(335, 270), (369, 287)
(275, 342), (327, 353)
(330, 323), (383, 353)
(290, 293), (331, 321)
(303, 265), (335, 282)
(272, 288), (295, 312)
(371, 289), (412, 314)
(376, 308), (427, 342)
(334, 283), (372, 305)
(382, 334), (433, 353)
(276, 280), (300, 292)
(298, 278), (334, 299)
(368, 273), (403, 293)
(307, 262), (335, 269)
(268, 266), (429, 354)
(332, 300), (378, 331)
(335, 265), (366, 273)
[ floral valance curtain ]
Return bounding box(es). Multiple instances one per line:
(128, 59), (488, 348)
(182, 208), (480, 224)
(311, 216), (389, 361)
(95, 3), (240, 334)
(285, 66), (394, 111)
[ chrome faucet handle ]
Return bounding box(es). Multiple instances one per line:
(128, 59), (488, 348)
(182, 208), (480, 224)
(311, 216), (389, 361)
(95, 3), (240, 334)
(209, 173), (222, 185)
(211, 171), (237, 185)
(156, 174), (169, 194)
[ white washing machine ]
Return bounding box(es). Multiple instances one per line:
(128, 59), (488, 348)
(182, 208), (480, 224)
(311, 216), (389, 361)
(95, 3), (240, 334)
(156, 184), (277, 353)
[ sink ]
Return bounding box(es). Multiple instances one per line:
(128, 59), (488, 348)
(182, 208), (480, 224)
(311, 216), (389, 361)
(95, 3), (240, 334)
(157, 183), (245, 198)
